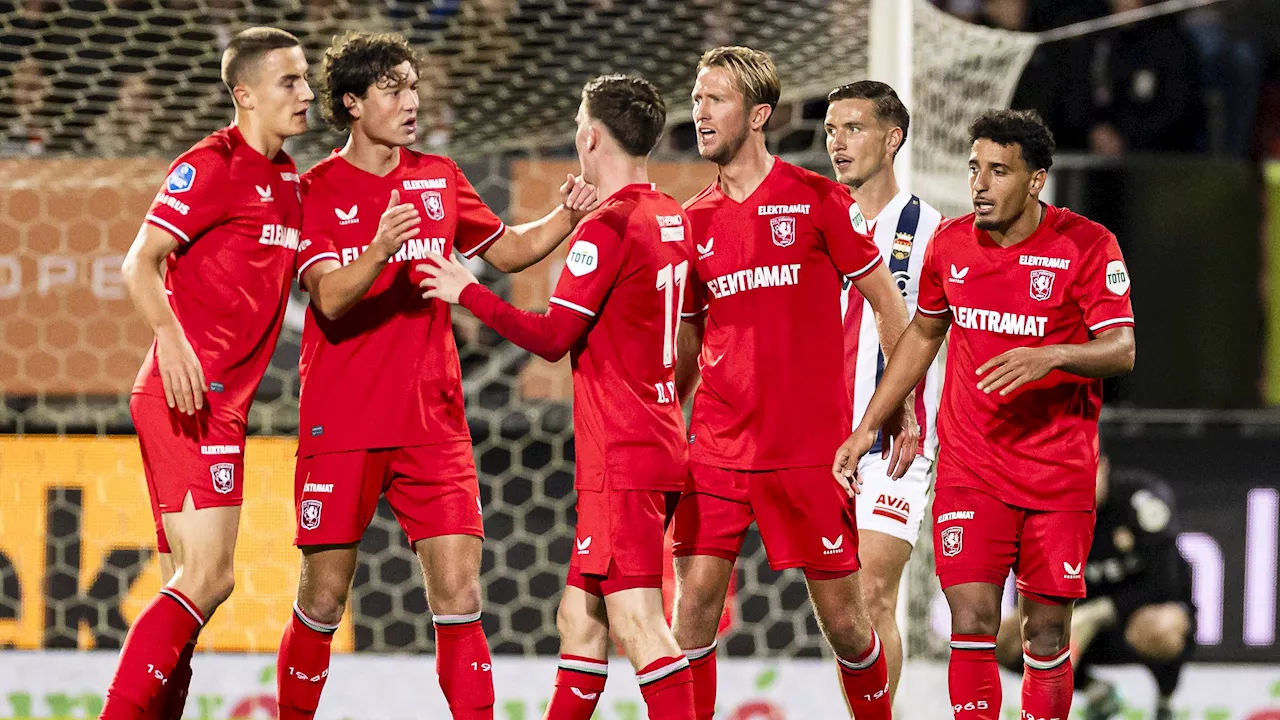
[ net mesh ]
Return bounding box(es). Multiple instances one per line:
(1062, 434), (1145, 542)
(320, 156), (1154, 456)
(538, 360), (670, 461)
(0, 0), (1037, 658)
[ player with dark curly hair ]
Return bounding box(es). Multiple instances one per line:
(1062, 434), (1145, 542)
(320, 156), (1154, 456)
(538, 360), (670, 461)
(274, 31), (598, 720)
(835, 108), (1137, 719)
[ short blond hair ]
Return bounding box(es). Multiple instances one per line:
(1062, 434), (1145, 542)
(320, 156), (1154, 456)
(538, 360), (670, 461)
(697, 46), (781, 111)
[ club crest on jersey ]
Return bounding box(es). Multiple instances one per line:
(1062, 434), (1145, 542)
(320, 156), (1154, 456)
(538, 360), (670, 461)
(421, 191), (446, 221)
(770, 216), (796, 247)
(891, 232), (914, 261)
(941, 526), (963, 557)
(300, 500), (322, 530)
(1029, 269), (1055, 301)
(166, 162), (195, 194)
(210, 462), (235, 494)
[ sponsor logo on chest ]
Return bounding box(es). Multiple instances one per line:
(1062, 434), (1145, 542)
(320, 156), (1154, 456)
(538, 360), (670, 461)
(403, 178), (448, 190)
(705, 264), (801, 299)
(953, 306), (1048, 337)
(757, 204), (810, 216)
(340, 237), (448, 265)
(259, 224), (300, 250)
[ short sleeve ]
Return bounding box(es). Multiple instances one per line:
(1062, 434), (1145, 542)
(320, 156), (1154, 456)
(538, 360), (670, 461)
(547, 214), (626, 319)
(681, 260), (708, 320)
(144, 149), (229, 244)
(916, 228), (950, 317)
(452, 163), (506, 258)
(295, 180), (341, 283)
(817, 186), (882, 281)
(1075, 232), (1134, 335)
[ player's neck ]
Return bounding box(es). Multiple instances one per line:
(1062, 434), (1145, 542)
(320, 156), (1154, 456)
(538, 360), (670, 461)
(717, 138), (774, 202)
(988, 200), (1044, 248)
(849, 166), (899, 223)
(592, 156), (650, 203)
(340, 133), (401, 177)
(233, 115), (285, 160)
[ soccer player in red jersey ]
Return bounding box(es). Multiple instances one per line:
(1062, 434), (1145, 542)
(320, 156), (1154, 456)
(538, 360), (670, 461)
(833, 109), (1136, 720)
(671, 47), (913, 719)
(108, 27), (312, 720)
(276, 32), (596, 720)
(419, 73), (696, 720)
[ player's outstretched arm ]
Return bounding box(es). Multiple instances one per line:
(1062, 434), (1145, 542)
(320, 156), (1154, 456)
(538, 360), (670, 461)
(417, 252), (590, 362)
(852, 261), (920, 478)
(675, 319), (704, 406)
(479, 175), (598, 273)
(122, 224), (206, 415)
(303, 191), (419, 320)
(832, 312), (950, 493)
(976, 326), (1135, 397)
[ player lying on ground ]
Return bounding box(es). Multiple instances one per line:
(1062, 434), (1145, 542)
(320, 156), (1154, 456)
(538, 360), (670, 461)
(994, 450), (1194, 720)
(107, 27), (312, 720)
(827, 80), (945, 703)
(419, 73), (697, 720)
(276, 31), (597, 720)
(833, 109), (1136, 720)
(671, 46), (914, 720)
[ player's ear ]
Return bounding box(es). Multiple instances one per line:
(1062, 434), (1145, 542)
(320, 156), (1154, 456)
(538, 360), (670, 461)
(750, 103), (772, 132)
(887, 126), (904, 158)
(1029, 168), (1047, 197)
(232, 84), (253, 110)
(343, 92), (361, 121)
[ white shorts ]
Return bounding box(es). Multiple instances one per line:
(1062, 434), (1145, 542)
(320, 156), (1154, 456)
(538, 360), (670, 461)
(855, 453), (933, 547)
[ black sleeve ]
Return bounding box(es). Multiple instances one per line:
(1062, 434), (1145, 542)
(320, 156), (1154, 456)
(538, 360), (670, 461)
(1109, 472), (1186, 621)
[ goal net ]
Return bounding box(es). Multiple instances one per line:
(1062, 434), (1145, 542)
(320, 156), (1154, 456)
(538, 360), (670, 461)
(0, 0), (1036, 670)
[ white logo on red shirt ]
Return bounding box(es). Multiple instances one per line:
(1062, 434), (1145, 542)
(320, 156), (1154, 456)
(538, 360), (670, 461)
(757, 204), (810, 215)
(705, 264), (801, 299)
(210, 463), (235, 494)
(1063, 561), (1082, 580)
(155, 193), (190, 216)
(941, 526), (963, 557)
(300, 500), (322, 530)
(849, 203), (869, 235)
(937, 511), (975, 523)
(1029, 269), (1055, 301)
(821, 535), (844, 555)
(697, 237), (714, 259)
(303, 482), (333, 493)
(576, 536), (592, 555)
(770, 216), (796, 247)
(658, 215), (686, 243)
(255, 185), (273, 202)
(571, 688), (598, 701)
(339, 237), (447, 265)
(259, 224), (300, 250)
(1019, 254), (1070, 270)
(403, 178), (448, 190)
(335, 205), (358, 225)
(200, 444), (241, 455)
(1105, 260), (1130, 295)
(953, 306), (1048, 337)
(949, 265), (969, 284)
(565, 241), (599, 277)
(421, 191), (445, 221)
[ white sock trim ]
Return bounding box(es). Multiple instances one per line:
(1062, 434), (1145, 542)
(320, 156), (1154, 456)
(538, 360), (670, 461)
(159, 588), (205, 627)
(293, 602), (340, 634)
(838, 631), (882, 672)
(1023, 647), (1071, 671)
(950, 640), (997, 651)
(636, 656), (690, 685)
(683, 641), (717, 661)
(432, 611), (482, 626)
(559, 657), (609, 676)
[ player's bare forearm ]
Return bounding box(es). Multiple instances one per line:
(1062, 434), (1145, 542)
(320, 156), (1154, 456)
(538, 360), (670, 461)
(306, 250), (391, 320)
(457, 283), (588, 362)
(675, 319), (704, 405)
(481, 206), (576, 273)
(856, 313), (949, 434)
(1053, 326), (1136, 378)
(122, 224), (182, 336)
(855, 263), (911, 359)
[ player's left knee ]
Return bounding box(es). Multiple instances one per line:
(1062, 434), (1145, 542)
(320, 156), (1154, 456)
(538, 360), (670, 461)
(1020, 606), (1071, 656)
(815, 605), (873, 658)
(1127, 605), (1189, 661)
(425, 575), (482, 617)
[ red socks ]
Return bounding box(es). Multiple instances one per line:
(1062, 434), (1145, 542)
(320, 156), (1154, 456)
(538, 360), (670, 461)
(276, 604), (339, 720)
(1022, 648), (1073, 720)
(948, 634), (1001, 719)
(433, 613), (495, 720)
(683, 642), (717, 720)
(637, 656), (694, 720)
(99, 588), (205, 720)
(543, 655), (607, 720)
(835, 630), (891, 719)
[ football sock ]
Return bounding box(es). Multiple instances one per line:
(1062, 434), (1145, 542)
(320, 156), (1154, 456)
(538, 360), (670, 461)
(434, 613), (495, 720)
(276, 604), (339, 720)
(1022, 648), (1073, 720)
(99, 588), (204, 720)
(543, 655), (607, 720)
(947, 634), (1001, 720)
(683, 642), (717, 720)
(836, 630), (891, 719)
(637, 656), (694, 720)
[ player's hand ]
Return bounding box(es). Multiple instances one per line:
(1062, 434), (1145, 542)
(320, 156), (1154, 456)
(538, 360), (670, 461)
(831, 427), (877, 498)
(976, 345), (1064, 397)
(881, 395), (920, 480)
(416, 252), (478, 304)
(559, 174), (599, 221)
(371, 189), (420, 262)
(155, 323), (206, 415)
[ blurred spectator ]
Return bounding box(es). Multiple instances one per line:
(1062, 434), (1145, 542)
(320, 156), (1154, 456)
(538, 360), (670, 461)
(1, 56), (50, 155)
(1088, 0), (1205, 155)
(86, 73), (157, 155)
(417, 52), (455, 151)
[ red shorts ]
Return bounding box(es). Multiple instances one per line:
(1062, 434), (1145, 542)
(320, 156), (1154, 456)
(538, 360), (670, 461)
(671, 463), (860, 576)
(294, 441), (483, 546)
(932, 485), (1095, 600)
(131, 393), (247, 554)
(566, 487), (679, 597)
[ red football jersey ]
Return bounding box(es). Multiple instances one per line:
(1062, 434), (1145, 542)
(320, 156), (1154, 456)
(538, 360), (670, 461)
(682, 158), (883, 470)
(549, 184), (693, 491)
(295, 150), (505, 457)
(133, 125), (302, 428)
(917, 204), (1134, 511)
